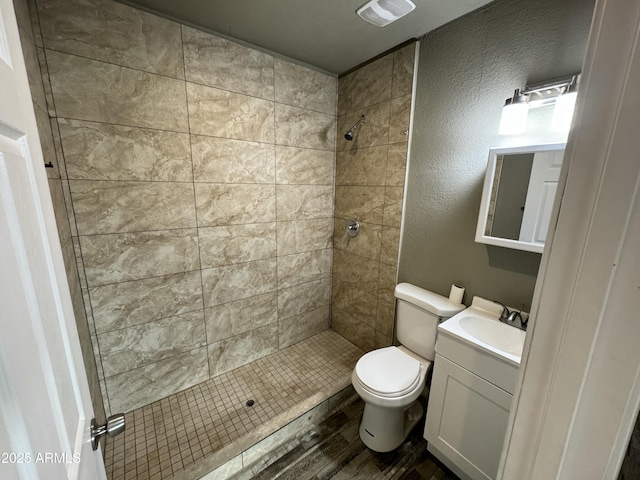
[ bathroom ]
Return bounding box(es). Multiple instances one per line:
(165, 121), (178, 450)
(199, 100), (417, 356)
(3, 0), (639, 478)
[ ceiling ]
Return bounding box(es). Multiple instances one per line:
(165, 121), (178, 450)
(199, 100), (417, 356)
(120, 0), (493, 75)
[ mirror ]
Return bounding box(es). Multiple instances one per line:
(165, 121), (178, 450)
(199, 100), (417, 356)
(476, 143), (566, 253)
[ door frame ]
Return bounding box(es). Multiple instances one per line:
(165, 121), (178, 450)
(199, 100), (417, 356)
(500, 1), (640, 478)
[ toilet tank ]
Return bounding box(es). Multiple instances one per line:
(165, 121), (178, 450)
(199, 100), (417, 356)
(394, 283), (465, 361)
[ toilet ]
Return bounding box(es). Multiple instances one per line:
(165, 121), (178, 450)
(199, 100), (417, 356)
(352, 282), (465, 452)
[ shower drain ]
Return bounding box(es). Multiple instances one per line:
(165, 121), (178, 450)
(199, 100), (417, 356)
(246, 399), (255, 407)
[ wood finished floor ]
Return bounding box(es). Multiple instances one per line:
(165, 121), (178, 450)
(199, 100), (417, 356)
(228, 397), (460, 480)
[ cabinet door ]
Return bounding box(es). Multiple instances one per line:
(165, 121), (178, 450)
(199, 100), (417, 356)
(425, 355), (513, 480)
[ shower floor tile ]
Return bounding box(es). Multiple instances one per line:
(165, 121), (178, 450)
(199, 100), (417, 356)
(104, 329), (363, 480)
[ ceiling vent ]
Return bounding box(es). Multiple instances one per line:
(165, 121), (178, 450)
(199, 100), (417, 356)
(356, 0), (416, 27)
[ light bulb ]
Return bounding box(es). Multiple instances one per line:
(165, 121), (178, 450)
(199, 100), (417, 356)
(498, 102), (529, 135)
(551, 91), (577, 132)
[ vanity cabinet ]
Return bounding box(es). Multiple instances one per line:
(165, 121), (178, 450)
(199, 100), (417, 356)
(425, 354), (512, 480)
(424, 325), (520, 480)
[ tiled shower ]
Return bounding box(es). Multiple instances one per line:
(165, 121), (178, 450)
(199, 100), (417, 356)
(14, 0), (415, 475)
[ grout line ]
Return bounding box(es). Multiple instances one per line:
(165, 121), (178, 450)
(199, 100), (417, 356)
(180, 25), (212, 382)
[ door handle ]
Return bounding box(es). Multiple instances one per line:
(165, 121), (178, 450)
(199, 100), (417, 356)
(90, 414), (125, 450)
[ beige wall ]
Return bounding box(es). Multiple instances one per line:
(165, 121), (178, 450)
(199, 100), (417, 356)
(331, 44), (416, 351)
(400, 0), (594, 310)
(27, 0), (337, 414)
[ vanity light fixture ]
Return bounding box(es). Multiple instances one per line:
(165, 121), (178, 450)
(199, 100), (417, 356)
(498, 74), (580, 135)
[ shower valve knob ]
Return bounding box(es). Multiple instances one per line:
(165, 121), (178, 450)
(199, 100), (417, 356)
(346, 219), (360, 238)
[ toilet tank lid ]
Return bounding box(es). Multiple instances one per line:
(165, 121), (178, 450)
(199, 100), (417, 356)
(395, 283), (466, 317)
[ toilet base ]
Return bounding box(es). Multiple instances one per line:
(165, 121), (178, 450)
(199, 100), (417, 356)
(359, 400), (424, 452)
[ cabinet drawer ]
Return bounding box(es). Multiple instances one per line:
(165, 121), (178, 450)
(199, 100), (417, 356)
(436, 332), (519, 394)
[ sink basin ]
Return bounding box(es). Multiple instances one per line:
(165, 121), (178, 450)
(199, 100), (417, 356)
(459, 315), (525, 356)
(438, 303), (526, 366)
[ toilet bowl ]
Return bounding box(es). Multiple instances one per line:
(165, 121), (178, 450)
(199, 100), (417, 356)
(352, 283), (464, 452)
(352, 345), (430, 452)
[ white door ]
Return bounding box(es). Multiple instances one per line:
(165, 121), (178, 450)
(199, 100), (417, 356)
(0, 0), (106, 478)
(518, 149), (563, 245)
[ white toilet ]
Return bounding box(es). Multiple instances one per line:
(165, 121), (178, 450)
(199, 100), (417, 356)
(352, 282), (465, 452)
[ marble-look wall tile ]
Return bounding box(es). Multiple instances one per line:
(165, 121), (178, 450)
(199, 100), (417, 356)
(99, 379), (110, 416)
(375, 329), (394, 349)
(278, 278), (331, 320)
(191, 136), (275, 184)
(195, 184), (275, 226)
(389, 95), (412, 144)
(386, 144), (408, 187)
(335, 146), (388, 186)
(375, 299), (395, 342)
(106, 347), (209, 412)
(336, 101), (390, 152)
(25, 0), (42, 48)
(91, 335), (103, 380)
(332, 249), (379, 296)
(274, 59), (336, 115)
(34, 105), (59, 179)
(70, 181), (196, 235)
(383, 187), (404, 227)
(205, 292), (277, 343)
(378, 265), (398, 305)
(278, 307), (330, 349)
(89, 271), (204, 333)
(182, 26), (274, 100)
(275, 146), (334, 185)
(14, 0), (47, 114)
(61, 182), (78, 236)
(208, 324), (278, 376)
(59, 119), (192, 182)
(331, 308), (374, 352)
(47, 177), (71, 242)
(332, 278), (377, 328)
(72, 237), (87, 288)
(38, 0), (184, 78)
(198, 223), (276, 268)
(338, 55), (393, 115)
(277, 218), (333, 256)
(37, 48), (56, 117)
(187, 82), (274, 143)
(80, 228), (200, 286)
(276, 185), (333, 221)
(392, 43), (416, 99)
(98, 310), (206, 377)
(380, 227), (401, 266)
(334, 186), (385, 224)
(82, 288), (95, 335)
(333, 219), (381, 261)
(275, 104), (336, 151)
(277, 249), (332, 289)
(332, 43), (414, 356)
(48, 51), (188, 132)
(202, 258), (277, 307)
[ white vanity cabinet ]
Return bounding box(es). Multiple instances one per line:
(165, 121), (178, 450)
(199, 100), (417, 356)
(424, 305), (522, 480)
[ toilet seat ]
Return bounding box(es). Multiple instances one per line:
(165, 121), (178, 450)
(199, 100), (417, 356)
(355, 346), (422, 398)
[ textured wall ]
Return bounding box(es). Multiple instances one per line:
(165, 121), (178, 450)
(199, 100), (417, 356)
(331, 44), (415, 351)
(400, 0), (595, 310)
(32, 0), (337, 414)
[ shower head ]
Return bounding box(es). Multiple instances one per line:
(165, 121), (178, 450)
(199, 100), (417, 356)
(344, 115), (366, 141)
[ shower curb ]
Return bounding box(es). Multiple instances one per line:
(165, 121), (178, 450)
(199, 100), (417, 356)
(172, 385), (357, 480)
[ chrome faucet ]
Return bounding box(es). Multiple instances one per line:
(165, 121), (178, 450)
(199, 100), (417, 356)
(493, 301), (528, 330)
